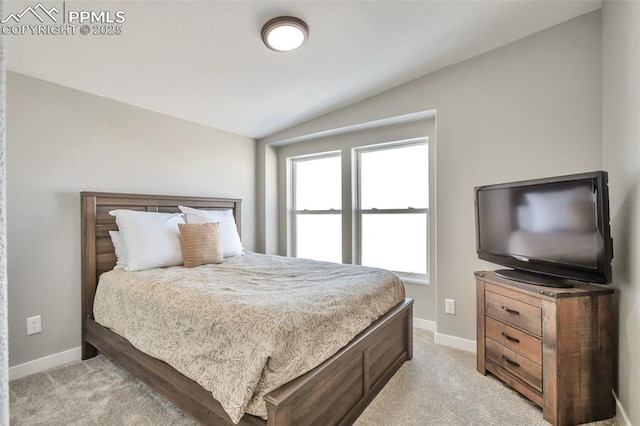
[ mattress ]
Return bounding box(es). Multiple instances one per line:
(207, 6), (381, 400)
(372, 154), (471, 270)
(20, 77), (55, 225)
(93, 252), (406, 423)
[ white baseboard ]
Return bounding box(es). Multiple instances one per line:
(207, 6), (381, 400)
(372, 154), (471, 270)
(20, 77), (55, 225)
(434, 331), (477, 353)
(9, 346), (82, 381)
(613, 390), (631, 426)
(413, 317), (436, 331)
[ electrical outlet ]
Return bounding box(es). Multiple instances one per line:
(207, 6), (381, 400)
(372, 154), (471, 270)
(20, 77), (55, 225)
(445, 299), (456, 315)
(26, 315), (42, 336)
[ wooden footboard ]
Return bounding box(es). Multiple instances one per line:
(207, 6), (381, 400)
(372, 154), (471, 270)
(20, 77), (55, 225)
(84, 298), (412, 425)
(265, 298), (413, 425)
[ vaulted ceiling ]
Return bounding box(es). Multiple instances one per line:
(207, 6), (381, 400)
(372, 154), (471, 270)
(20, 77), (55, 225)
(6, 1), (601, 138)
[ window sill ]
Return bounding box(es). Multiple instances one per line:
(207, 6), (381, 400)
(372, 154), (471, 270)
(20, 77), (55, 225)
(397, 274), (430, 286)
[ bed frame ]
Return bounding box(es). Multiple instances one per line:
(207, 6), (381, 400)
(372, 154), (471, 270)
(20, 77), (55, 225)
(81, 191), (413, 425)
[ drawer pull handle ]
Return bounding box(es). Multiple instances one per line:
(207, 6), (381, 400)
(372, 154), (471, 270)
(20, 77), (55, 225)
(502, 306), (520, 315)
(501, 332), (520, 344)
(502, 355), (520, 368)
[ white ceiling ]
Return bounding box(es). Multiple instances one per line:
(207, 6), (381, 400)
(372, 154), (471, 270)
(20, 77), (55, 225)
(6, 1), (601, 139)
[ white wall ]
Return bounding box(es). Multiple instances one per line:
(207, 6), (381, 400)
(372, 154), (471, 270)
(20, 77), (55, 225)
(262, 12), (603, 341)
(602, 1), (640, 424)
(6, 72), (256, 367)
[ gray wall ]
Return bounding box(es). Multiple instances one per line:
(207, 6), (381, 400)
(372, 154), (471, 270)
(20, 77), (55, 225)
(275, 119), (437, 321)
(256, 140), (279, 255)
(6, 72), (257, 367)
(0, 1), (9, 420)
(262, 12), (603, 341)
(602, 1), (639, 424)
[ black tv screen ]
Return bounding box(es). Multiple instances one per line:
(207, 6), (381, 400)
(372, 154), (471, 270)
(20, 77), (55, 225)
(474, 171), (612, 286)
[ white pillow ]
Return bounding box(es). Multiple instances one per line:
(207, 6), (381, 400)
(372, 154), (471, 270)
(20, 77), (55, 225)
(178, 206), (243, 257)
(109, 209), (186, 271)
(108, 230), (127, 269)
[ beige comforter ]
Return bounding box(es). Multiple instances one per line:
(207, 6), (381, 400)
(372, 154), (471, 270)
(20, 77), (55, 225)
(93, 252), (405, 423)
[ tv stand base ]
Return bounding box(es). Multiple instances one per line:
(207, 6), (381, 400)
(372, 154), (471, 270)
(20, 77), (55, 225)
(494, 269), (573, 288)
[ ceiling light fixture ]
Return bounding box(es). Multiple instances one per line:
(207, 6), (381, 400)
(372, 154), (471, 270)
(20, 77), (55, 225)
(261, 16), (309, 52)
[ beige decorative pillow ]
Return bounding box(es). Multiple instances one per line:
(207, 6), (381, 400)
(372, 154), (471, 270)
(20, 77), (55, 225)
(178, 222), (223, 268)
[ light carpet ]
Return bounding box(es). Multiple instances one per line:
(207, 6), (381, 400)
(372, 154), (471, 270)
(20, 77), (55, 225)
(9, 329), (617, 425)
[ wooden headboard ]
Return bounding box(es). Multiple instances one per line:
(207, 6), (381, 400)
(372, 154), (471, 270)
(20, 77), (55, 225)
(80, 192), (241, 349)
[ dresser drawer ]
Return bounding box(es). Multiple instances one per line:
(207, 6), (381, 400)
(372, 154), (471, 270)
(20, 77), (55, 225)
(485, 290), (542, 336)
(485, 316), (542, 365)
(486, 338), (543, 392)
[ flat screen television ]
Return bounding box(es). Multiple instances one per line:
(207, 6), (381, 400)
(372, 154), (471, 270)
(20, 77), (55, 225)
(474, 171), (612, 287)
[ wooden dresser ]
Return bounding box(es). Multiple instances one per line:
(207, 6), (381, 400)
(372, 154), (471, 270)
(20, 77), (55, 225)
(475, 271), (614, 426)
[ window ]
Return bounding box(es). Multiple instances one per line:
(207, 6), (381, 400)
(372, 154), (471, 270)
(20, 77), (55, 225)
(287, 139), (429, 281)
(356, 142), (428, 278)
(290, 153), (342, 263)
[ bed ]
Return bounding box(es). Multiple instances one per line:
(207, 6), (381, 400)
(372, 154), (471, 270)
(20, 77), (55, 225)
(81, 192), (414, 425)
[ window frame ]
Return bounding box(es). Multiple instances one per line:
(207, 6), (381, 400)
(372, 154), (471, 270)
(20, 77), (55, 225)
(289, 151), (342, 259)
(286, 138), (430, 284)
(354, 139), (429, 281)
